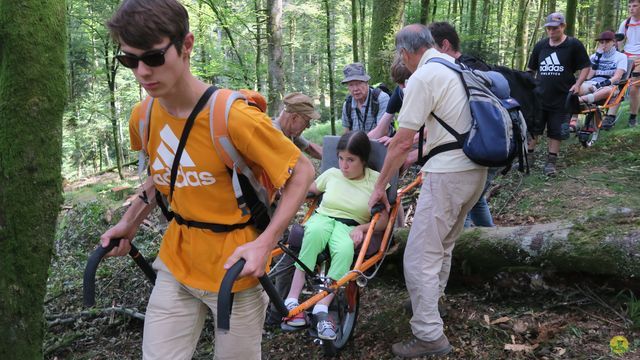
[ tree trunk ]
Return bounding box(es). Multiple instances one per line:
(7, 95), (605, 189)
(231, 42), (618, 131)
(565, 0), (577, 37)
(359, 0), (366, 64)
(204, 0), (251, 87)
(267, 0), (285, 117)
(104, 39), (124, 180)
(513, 0), (530, 70)
(420, 0), (431, 24)
(352, 0), (359, 62)
(368, 0), (404, 86)
(547, 0), (556, 14)
(0, 1), (66, 358)
(393, 210), (640, 278)
(324, 0), (336, 135)
(596, 0), (615, 38)
(255, 0), (264, 91)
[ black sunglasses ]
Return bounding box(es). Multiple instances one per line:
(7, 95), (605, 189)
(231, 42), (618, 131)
(116, 42), (174, 69)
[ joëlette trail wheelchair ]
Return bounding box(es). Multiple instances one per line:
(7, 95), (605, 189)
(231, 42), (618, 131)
(83, 135), (422, 357)
(569, 58), (636, 147)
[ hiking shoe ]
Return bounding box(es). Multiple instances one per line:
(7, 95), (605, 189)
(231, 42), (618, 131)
(601, 115), (616, 131)
(569, 117), (578, 132)
(315, 312), (337, 341)
(630, 117), (637, 127)
(543, 161), (556, 177)
(283, 301), (306, 327)
(392, 334), (452, 358)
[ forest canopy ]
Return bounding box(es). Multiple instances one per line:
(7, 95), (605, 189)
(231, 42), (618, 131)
(63, 0), (625, 180)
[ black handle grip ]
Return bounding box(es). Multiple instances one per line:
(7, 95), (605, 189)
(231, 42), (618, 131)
(217, 259), (288, 332)
(217, 259), (246, 332)
(371, 203), (385, 216)
(83, 238), (156, 307)
(83, 238), (120, 307)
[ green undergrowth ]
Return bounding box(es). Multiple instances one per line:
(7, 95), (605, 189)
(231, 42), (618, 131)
(491, 125), (640, 225)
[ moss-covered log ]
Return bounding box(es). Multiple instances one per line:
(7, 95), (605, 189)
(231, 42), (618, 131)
(393, 209), (640, 278)
(0, 1), (66, 358)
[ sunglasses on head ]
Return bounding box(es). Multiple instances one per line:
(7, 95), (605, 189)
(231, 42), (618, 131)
(116, 42), (174, 69)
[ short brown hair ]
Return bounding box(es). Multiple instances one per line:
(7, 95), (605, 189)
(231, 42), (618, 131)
(390, 54), (411, 84)
(428, 22), (461, 52)
(107, 0), (189, 51)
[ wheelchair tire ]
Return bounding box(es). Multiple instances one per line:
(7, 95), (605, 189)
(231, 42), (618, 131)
(322, 282), (360, 357)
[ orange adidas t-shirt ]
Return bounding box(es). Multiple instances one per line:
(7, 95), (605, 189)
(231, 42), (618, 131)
(129, 97), (301, 292)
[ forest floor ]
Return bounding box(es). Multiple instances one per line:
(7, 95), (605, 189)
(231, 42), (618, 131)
(45, 119), (640, 359)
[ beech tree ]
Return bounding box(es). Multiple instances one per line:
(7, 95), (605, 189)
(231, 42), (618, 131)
(0, 0), (67, 358)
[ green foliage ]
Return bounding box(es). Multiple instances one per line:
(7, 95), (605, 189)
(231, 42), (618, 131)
(302, 120), (343, 144)
(617, 290), (640, 329)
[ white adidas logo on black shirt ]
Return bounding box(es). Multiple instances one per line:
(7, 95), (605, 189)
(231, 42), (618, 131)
(539, 52), (565, 74)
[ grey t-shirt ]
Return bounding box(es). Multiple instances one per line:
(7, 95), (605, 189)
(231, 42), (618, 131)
(272, 117), (310, 151)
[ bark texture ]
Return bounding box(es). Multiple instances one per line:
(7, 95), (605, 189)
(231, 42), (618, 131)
(367, 0), (404, 86)
(393, 210), (640, 278)
(0, 0), (66, 358)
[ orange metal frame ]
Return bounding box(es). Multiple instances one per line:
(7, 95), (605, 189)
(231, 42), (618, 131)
(272, 173), (424, 319)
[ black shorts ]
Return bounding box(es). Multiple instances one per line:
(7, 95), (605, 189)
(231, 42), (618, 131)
(532, 109), (571, 140)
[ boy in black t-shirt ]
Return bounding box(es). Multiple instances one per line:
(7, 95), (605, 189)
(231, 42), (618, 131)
(527, 12), (591, 176)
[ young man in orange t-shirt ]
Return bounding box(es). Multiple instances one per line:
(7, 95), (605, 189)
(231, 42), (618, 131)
(98, 1), (314, 358)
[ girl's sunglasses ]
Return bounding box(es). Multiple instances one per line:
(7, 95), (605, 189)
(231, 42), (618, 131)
(116, 43), (174, 69)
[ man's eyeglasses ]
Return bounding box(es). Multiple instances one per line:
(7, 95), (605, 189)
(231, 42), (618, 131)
(116, 42), (174, 69)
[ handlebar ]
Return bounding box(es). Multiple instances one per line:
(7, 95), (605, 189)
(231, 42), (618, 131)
(217, 258), (288, 332)
(83, 238), (156, 307)
(370, 203), (385, 216)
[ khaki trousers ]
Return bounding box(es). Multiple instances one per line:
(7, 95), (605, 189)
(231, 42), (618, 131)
(142, 259), (268, 360)
(404, 168), (486, 341)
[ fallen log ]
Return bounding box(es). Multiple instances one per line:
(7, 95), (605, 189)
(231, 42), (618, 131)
(392, 208), (640, 278)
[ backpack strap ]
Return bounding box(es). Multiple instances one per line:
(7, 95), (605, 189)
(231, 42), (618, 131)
(626, 16), (632, 36)
(136, 96), (155, 175)
(420, 112), (467, 164)
(344, 95), (353, 129)
(209, 89), (273, 217)
(371, 87), (381, 119)
(417, 58), (471, 164)
(168, 86), (217, 202)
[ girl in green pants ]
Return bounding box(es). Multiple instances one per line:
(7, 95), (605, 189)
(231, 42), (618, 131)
(284, 131), (389, 340)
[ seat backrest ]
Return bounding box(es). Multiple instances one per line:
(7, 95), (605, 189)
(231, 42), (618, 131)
(622, 58), (634, 81)
(320, 135), (398, 205)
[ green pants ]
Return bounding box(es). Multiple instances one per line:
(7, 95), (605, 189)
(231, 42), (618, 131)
(296, 213), (355, 281)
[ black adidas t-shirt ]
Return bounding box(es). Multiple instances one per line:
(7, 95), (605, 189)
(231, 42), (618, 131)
(528, 36), (590, 110)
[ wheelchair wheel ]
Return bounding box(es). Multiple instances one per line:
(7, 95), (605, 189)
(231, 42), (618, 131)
(322, 281), (360, 357)
(578, 112), (600, 148)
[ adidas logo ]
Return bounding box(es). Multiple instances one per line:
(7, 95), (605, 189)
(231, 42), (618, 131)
(151, 125), (216, 188)
(539, 52), (565, 73)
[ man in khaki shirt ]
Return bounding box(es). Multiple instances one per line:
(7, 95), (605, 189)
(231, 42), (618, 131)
(369, 24), (487, 358)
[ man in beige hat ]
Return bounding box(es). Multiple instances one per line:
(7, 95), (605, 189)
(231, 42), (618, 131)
(273, 92), (323, 159)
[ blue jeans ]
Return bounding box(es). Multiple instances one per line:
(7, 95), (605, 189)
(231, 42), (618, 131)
(464, 167), (499, 227)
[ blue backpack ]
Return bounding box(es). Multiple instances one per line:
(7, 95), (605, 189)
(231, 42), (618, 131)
(418, 58), (528, 173)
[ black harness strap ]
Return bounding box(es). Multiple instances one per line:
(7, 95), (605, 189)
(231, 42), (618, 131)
(173, 213), (253, 232)
(328, 216), (360, 227)
(168, 86), (217, 202)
